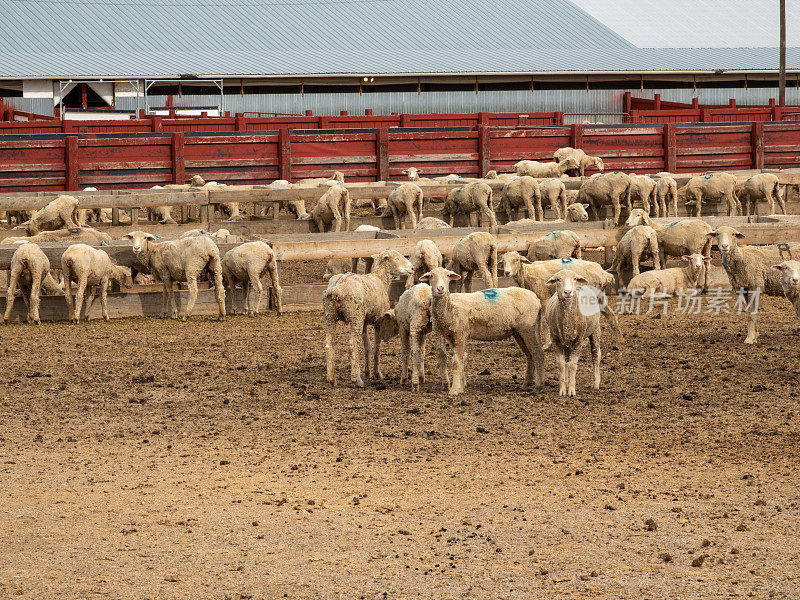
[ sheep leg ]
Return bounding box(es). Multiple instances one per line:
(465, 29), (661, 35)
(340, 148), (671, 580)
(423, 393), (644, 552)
(535, 189), (543, 221)
(29, 271), (43, 325)
(391, 204), (401, 231)
(558, 190), (568, 221)
(406, 199), (418, 229)
(463, 271), (474, 294)
(3, 267), (22, 324)
(99, 278), (110, 321)
(183, 276), (199, 321)
(776, 186), (787, 214)
(349, 316), (366, 387)
(483, 203), (498, 231)
(400, 328), (410, 386)
(323, 296), (337, 386)
(612, 197), (621, 226)
(555, 346), (567, 396)
(371, 328), (384, 381)
(448, 336), (467, 397)
(512, 332), (534, 389)
(589, 333), (601, 390)
(650, 236), (661, 270)
(670, 189), (678, 218)
(567, 349), (580, 397)
(434, 333), (450, 390)
(243, 281), (250, 315)
(224, 276), (237, 315)
(210, 259), (226, 320)
(63, 273), (75, 323)
(74, 275), (88, 324)
(248, 269), (263, 315)
(331, 206), (342, 233)
(744, 309), (759, 345)
(418, 330), (428, 385)
(314, 215), (327, 233)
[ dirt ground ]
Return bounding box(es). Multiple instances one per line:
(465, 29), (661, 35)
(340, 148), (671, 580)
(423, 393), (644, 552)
(1, 296), (799, 600)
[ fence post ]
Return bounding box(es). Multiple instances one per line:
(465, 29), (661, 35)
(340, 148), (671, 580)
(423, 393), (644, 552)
(376, 127), (389, 181)
(65, 135), (78, 191)
(171, 132), (185, 184)
(554, 111), (564, 125)
(279, 128), (292, 181)
(700, 109), (711, 122)
(751, 121), (764, 170)
(235, 116), (244, 131)
(663, 123), (676, 173)
(570, 124), (583, 149)
(623, 91), (632, 114)
(654, 93), (661, 110)
(151, 116), (162, 132)
(478, 125), (491, 176)
(320, 116), (330, 129)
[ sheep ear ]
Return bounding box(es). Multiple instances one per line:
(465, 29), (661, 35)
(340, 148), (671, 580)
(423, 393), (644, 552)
(144, 233), (157, 240)
(733, 230), (745, 239)
(705, 231), (717, 239)
(122, 233), (133, 240)
(520, 256), (532, 264)
(575, 275), (588, 284)
(582, 203), (589, 209)
(419, 271), (432, 282)
(772, 264), (786, 271)
(546, 275), (560, 286)
(447, 271), (461, 281)
(681, 255), (691, 261)
(401, 169), (408, 174)
(703, 257), (713, 262)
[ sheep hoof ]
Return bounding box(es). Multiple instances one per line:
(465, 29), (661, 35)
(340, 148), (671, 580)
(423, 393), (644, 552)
(353, 378), (365, 388)
(181, 315), (188, 322)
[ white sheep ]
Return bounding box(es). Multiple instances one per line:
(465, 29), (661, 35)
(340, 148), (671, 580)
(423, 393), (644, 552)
(513, 160), (573, 179)
(772, 260), (800, 326)
(679, 172), (740, 216)
(505, 203), (589, 230)
(308, 184), (351, 232)
(401, 167), (423, 181)
(297, 171), (345, 186)
(483, 170), (518, 182)
(1, 227), (112, 245)
(322, 249), (413, 387)
(501, 176), (542, 221)
(577, 172), (630, 225)
(526, 230), (582, 261)
(654, 174), (679, 218)
(610, 225), (661, 287)
(122, 230), (225, 321)
(386, 183), (424, 229)
(419, 266), (545, 396)
(323, 258), (368, 281)
(625, 253), (711, 297)
(552, 147), (604, 177)
(4, 242), (62, 324)
(414, 217), (451, 230)
(442, 182), (497, 229)
(448, 232), (498, 292)
(61, 244), (133, 323)
(738, 173), (786, 217)
(543, 269), (603, 396)
(539, 178), (568, 220)
(407, 239), (443, 289)
(16, 195), (80, 235)
(222, 241), (282, 315)
(626, 174), (657, 216)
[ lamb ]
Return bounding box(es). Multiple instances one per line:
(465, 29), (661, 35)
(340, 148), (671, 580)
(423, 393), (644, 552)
(1, 227), (112, 245)
(419, 266), (545, 396)
(307, 184), (351, 232)
(610, 225), (661, 287)
(15, 194), (80, 235)
(553, 147), (605, 177)
(626, 174), (657, 216)
(61, 244), (133, 323)
(4, 243), (62, 325)
(447, 232), (498, 292)
(526, 230), (582, 261)
(122, 230), (226, 321)
(323, 249), (413, 387)
(654, 174), (679, 218)
(386, 183), (424, 229)
(625, 253), (711, 297)
(179, 228), (231, 241)
(407, 239), (443, 289)
(441, 182), (497, 229)
(772, 260), (800, 325)
(624, 209), (713, 290)
(222, 241), (282, 315)
(505, 203), (589, 230)
(576, 172), (630, 225)
(543, 270), (603, 396)
(414, 217), (451, 230)
(737, 173), (786, 217)
(401, 167), (423, 181)
(679, 172), (740, 216)
(323, 258), (367, 280)
(500, 176), (542, 221)
(513, 160), (573, 179)
(539, 178), (568, 220)
(147, 205), (177, 225)
(483, 170), (518, 182)
(707, 226), (800, 344)
(297, 171), (345, 186)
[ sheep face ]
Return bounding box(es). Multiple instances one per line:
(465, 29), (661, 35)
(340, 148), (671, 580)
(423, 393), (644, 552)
(566, 203), (589, 222)
(484, 170), (498, 179)
(122, 230), (157, 254)
(331, 171), (345, 182)
(402, 167), (421, 181)
(116, 266), (135, 288)
(374, 309), (400, 342)
(594, 157), (605, 172)
(682, 253), (712, 273)
(706, 226), (744, 255)
(546, 269), (587, 300)
(624, 209), (649, 228)
(772, 260), (800, 290)
(419, 267), (460, 297)
(501, 251), (531, 279)
(371, 250), (413, 278)
(189, 175), (205, 187)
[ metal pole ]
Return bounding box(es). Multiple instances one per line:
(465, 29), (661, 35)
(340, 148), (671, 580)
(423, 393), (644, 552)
(780, 0), (786, 105)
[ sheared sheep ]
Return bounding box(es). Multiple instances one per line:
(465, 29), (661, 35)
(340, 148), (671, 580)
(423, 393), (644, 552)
(402, 167), (423, 181)
(513, 160), (573, 179)
(626, 174), (657, 216)
(147, 205), (177, 225)
(577, 172), (630, 225)
(442, 182), (497, 229)
(484, 170), (518, 182)
(407, 239), (443, 289)
(323, 258), (367, 281)
(1, 227), (111, 245)
(414, 217), (451, 230)
(610, 225), (661, 287)
(178, 228), (231, 241)
(501, 176), (542, 221)
(680, 172), (740, 216)
(222, 241), (282, 315)
(297, 171), (345, 186)
(626, 253), (711, 297)
(553, 147), (605, 177)
(16, 195), (80, 235)
(526, 230), (582, 261)
(448, 232), (498, 292)
(539, 178), (568, 220)
(4, 242), (62, 324)
(543, 269), (603, 396)
(387, 183), (424, 229)
(505, 203), (589, 230)
(393, 283), (447, 392)
(654, 174), (679, 218)
(308, 184), (351, 232)
(738, 173), (786, 218)
(772, 260), (800, 326)
(61, 243), (133, 323)
(419, 266), (545, 397)
(323, 250), (413, 387)
(122, 230), (225, 321)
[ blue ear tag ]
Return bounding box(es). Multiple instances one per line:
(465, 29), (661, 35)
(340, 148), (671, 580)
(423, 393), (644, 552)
(480, 289), (500, 302)
(561, 258), (573, 264)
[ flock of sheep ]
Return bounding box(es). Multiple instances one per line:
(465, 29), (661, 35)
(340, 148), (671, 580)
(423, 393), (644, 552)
(2, 144), (799, 398)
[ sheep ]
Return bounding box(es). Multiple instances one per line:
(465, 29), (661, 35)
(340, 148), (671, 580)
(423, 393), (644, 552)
(401, 167), (423, 181)
(552, 147), (605, 177)
(222, 241), (282, 315)
(626, 253), (712, 297)
(539, 178), (568, 219)
(414, 217), (451, 230)
(60, 244), (133, 323)
(122, 230), (225, 321)
(576, 172), (630, 226)
(679, 172), (740, 216)
(526, 230), (582, 261)
(297, 171), (345, 186)
(322, 249), (413, 387)
(16, 195), (80, 235)
(4, 243), (62, 324)
(504, 203), (589, 231)
(178, 228), (231, 241)
(323, 258), (367, 281)
(624, 209), (713, 290)
(441, 182), (497, 229)
(484, 170), (518, 182)
(147, 205), (178, 225)
(513, 160), (573, 179)
(707, 226), (800, 344)
(419, 266), (545, 396)
(610, 225), (661, 287)
(448, 232), (498, 292)
(772, 260), (800, 325)
(386, 183), (424, 229)
(654, 174), (679, 218)
(1, 227), (112, 245)
(543, 270), (603, 396)
(307, 184), (351, 232)
(626, 174), (657, 216)
(738, 173), (786, 218)
(407, 239), (443, 289)
(500, 176), (542, 221)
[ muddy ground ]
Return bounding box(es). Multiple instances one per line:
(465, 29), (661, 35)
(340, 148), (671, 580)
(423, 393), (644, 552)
(0, 296), (799, 599)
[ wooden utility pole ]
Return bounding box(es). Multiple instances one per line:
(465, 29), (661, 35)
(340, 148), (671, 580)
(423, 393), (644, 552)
(780, 0), (786, 105)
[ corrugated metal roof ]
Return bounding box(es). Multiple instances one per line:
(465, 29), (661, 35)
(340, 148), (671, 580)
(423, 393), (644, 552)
(0, 0), (797, 78)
